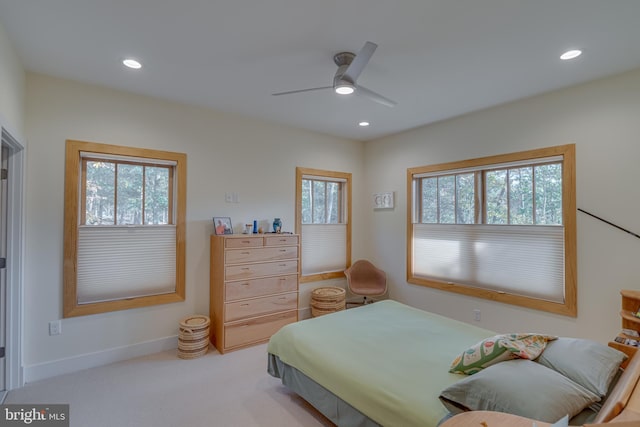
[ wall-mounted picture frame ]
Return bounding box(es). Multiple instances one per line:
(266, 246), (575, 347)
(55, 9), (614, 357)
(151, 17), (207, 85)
(213, 217), (233, 235)
(373, 191), (394, 209)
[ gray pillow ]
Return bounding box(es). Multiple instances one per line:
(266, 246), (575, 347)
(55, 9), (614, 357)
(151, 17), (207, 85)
(439, 359), (600, 423)
(536, 337), (627, 397)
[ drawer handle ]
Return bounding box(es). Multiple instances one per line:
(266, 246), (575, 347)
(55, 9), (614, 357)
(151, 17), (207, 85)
(241, 267), (250, 271)
(278, 297), (287, 300)
(279, 239), (287, 242)
(241, 282), (250, 286)
(242, 240), (251, 244)
(279, 264), (287, 267)
(240, 303), (250, 307)
(241, 251), (250, 255)
(279, 249), (287, 252)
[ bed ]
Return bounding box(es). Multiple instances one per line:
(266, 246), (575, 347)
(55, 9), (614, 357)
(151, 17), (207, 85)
(267, 300), (640, 427)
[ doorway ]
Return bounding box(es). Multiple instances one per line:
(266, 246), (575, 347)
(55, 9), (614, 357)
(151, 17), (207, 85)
(0, 127), (25, 397)
(0, 145), (7, 398)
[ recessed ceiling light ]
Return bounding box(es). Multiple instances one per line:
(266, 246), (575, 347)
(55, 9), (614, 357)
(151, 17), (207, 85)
(560, 50), (582, 60)
(359, 121), (370, 127)
(123, 58), (142, 69)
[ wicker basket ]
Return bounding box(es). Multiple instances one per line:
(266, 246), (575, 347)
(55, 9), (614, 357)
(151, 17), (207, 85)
(311, 286), (346, 317)
(178, 315), (210, 359)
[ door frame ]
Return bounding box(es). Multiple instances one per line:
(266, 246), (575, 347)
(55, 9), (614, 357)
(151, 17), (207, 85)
(1, 125), (25, 390)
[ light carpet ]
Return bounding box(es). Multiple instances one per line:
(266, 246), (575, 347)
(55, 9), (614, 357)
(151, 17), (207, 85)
(5, 344), (334, 427)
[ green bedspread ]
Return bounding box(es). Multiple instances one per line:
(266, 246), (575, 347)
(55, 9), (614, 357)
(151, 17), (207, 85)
(267, 300), (495, 427)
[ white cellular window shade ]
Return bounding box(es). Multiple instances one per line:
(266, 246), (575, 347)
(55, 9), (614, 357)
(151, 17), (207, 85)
(77, 226), (176, 304)
(302, 175), (347, 183)
(80, 151), (178, 166)
(301, 224), (347, 275)
(413, 224), (565, 303)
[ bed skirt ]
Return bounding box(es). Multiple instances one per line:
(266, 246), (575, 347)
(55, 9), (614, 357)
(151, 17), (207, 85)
(268, 353), (382, 427)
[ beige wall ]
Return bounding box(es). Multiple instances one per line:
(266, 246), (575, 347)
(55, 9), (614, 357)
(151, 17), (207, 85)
(0, 21), (25, 135)
(364, 68), (640, 343)
(24, 73), (364, 372)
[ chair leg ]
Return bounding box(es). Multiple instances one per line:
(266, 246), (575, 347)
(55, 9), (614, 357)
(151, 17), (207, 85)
(346, 294), (385, 308)
(346, 296), (367, 308)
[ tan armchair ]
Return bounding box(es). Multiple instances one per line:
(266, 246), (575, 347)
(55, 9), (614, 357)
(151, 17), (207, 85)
(344, 260), (387, 305)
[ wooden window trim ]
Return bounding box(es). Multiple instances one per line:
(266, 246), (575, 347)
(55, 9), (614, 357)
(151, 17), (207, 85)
(296, 167), (352, 283)
(406, 144), (576, 317)
(63, 139), (187, 317)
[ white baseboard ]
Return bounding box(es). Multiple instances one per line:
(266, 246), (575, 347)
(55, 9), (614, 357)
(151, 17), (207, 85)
(24, 335), (178, 384)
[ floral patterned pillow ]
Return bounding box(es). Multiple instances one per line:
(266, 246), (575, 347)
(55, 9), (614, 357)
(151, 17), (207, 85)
(449, 333), (557, 375)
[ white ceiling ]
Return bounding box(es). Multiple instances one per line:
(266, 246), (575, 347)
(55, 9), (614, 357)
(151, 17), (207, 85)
(1, 1), (640, 141)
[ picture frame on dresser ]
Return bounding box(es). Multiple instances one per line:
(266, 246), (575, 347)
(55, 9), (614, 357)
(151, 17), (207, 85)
(213, 216), (233, 235)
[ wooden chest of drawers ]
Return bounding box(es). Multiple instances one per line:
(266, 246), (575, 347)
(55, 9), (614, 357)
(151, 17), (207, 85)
(210, 234), (299, 353)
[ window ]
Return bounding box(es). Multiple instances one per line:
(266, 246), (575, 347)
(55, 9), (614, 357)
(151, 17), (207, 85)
(296, 167), (351, 283)
(83, 158), (172, 226)
(64, 140), (186, 317)
(407, 144), (576, 316)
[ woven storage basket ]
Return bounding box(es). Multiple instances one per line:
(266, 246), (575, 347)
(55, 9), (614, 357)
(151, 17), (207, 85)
(311, 305), (346, 317)
(311, 287), (346, 317)
(177, 346), (209, 360)
(179, 328), (209, 341)
(178, 315), (210, 359)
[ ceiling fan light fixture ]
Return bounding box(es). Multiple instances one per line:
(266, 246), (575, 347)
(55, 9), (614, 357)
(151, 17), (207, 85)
(560, 49), (582, 60)
(272, 41), (396, 107)
(123, 58), (142, 69)
(335, 84), (355, 95)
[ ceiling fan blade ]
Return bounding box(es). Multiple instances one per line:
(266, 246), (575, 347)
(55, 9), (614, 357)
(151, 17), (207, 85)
(355, 84), (397, 108)
(342, 41), (377, 82)
(272, 86), (332, 96)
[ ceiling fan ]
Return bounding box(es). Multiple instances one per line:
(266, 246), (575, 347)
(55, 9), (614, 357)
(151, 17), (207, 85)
(272, 41), (397, 108)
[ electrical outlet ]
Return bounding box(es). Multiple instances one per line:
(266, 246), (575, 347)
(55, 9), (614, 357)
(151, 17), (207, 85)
(49, 320), (62, 336)
(473, 309), (481, 322)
